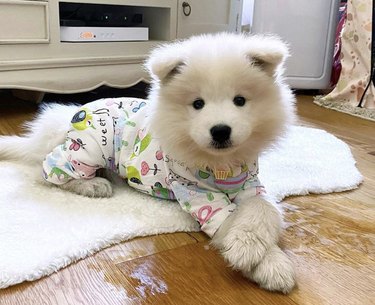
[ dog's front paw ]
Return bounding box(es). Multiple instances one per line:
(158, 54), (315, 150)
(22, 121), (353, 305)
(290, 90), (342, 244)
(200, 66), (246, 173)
(59, 177), (113, 198)
(244, 245), (296, 294)
(213, 228), (269, 272)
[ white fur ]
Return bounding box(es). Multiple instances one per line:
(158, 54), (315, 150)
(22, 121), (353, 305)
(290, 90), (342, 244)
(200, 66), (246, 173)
(211, 193), (295, 293)
(0, 33), (297, 292)
(59, 177), (113, 197)
(0, 103), (79, 164)
(145, 33), (295, 169)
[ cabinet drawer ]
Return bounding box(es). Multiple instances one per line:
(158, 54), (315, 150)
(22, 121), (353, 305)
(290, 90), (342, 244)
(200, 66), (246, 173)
(0, 0), (49, 44)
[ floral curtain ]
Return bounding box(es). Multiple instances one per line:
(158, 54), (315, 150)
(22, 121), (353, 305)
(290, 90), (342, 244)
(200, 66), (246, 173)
(322, 0), (374, 110)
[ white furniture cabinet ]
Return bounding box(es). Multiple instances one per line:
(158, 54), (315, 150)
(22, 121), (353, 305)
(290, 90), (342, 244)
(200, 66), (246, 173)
(0, 0), (242, 94)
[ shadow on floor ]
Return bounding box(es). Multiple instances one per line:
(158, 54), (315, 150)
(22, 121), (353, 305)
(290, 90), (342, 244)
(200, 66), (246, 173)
(0, 82), (149, 111)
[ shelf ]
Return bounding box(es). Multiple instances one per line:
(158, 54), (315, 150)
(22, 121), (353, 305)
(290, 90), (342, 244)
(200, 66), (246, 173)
(59, 1), (174, 41)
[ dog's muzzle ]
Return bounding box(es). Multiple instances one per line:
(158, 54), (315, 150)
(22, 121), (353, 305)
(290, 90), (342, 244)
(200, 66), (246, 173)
(210, 124), (232, 149)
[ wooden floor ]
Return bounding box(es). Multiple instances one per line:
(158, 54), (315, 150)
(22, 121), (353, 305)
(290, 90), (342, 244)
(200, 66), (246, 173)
(0, 92), (374, 305)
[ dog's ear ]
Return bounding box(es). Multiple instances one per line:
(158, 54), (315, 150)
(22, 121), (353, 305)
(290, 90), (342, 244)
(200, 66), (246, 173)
(245, 35), (289, 77)
(145, 44), (185, 82)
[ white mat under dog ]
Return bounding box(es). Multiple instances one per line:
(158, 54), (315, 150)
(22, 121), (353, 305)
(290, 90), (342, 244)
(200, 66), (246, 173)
(0, 126), (363, 289)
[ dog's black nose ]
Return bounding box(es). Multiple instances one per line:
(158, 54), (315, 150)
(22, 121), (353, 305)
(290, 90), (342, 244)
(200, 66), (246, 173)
(210, 124), (232, 144)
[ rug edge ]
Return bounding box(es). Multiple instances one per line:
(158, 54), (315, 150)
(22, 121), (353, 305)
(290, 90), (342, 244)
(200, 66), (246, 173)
(0, 226), (199, 289)
(313, 96), (375, 122)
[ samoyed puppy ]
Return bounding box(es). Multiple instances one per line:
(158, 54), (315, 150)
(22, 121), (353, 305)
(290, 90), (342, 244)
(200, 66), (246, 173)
(0, 33), (296, 293)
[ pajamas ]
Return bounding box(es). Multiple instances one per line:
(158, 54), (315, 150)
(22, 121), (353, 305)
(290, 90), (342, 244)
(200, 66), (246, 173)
(43, 98), (264, 237)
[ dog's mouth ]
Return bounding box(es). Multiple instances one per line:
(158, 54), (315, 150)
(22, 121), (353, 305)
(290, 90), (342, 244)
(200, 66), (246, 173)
(210, 140), (233, 150)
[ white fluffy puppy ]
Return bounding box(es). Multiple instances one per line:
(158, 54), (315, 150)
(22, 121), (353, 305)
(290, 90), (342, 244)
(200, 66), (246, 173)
(146, 33), (296, 293)
(0, 33), (296, 293)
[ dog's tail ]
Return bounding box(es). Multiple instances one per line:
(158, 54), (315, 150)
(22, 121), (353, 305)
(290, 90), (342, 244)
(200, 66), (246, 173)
(0, 103), (79, 164)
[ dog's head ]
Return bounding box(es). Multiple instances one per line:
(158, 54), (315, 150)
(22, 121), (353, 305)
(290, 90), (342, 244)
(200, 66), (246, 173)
(145, 33), (295, 168)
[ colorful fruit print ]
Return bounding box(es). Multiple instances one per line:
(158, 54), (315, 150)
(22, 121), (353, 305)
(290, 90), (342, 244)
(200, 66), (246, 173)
(127, 166), (142, 184)
(206, 192), (214, 201)
(69, 138), (86, 151)
(131, 128), (152, 159)
(155, 150), (164, 160)
(199, 170), (210, 179)
(141, 161), (150, 175)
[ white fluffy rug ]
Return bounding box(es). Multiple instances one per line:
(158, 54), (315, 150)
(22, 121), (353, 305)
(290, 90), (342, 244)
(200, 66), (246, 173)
(0, 126), (363, 289)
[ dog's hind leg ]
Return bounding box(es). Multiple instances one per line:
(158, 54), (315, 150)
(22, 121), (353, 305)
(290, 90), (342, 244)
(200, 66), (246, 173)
(59, 177), (113, 198)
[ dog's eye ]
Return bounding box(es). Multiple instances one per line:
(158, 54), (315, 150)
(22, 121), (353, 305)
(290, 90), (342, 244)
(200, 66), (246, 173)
(233, 96), (246, 107)
(192, 99), (205, 110)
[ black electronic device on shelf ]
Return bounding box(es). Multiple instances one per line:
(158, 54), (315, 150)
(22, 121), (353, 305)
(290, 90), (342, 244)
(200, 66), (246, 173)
(59, 2), (148, 42)
(59, 3), (143, 27)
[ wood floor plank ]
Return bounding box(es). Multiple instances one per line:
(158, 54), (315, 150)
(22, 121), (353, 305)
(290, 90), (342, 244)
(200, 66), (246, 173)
(281, 199), (374, 305)
(95, 233), (199, 264)
(187, 231), (210, 242)
(0, 234), (199, 305)
(296, 95), (374, 145)
(115, 242), (298, 305)
(282, 199), (374, 266)
(0, 93), (37, 135)
(1, 255), (132, 305)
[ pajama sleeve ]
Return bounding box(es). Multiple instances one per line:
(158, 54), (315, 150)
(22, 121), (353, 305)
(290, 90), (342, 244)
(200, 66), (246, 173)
(170, 181), (237, 237)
